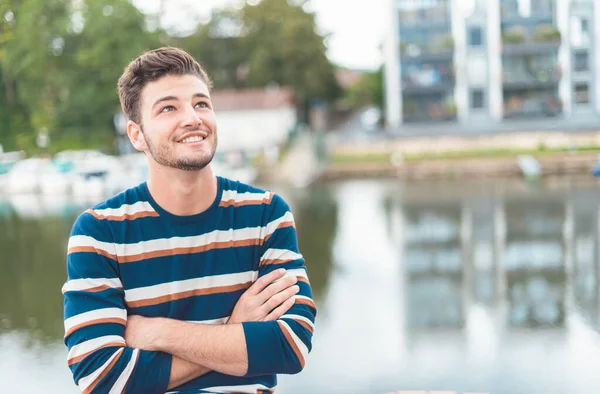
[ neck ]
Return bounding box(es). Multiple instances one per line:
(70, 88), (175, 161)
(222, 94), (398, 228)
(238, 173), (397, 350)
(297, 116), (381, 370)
(146, 162), (218, 216)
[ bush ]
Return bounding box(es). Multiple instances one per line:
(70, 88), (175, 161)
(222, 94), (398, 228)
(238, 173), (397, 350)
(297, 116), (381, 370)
(502, 26), (526, 44)
(534, 24), (561, 42)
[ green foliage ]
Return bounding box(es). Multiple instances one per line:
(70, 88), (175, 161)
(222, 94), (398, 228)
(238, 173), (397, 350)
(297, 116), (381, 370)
(0, 0), (340, 153)
(0, 0), (161, 153)
(343, 67), (384, 109)
(502, 26), (527, 44)
(534, 24), (561, 42)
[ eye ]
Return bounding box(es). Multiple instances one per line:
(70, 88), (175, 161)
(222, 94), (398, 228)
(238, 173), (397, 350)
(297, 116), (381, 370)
(160, 105), (176, 113)
(195, 101), (209, 109)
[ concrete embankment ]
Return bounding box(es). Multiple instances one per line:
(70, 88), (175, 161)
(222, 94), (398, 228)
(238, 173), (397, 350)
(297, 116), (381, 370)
(322, 130), (600, 181)
(320, 152), (598, 181)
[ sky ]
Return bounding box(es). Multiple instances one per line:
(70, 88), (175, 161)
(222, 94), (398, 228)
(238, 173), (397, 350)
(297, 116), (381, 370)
(132, 0), (387, 71)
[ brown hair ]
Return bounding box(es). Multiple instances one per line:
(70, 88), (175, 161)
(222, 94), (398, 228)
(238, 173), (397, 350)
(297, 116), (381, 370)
(117, 47), (213, 124)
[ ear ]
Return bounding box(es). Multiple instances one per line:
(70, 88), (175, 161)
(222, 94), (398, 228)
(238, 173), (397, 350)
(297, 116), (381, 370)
(127, 120), (147, 152)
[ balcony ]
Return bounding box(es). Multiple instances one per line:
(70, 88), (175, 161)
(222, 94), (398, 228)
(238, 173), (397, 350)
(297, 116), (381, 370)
(398, 3), (450, 27)
(503, 97), (562, 119)
(502, 24), (562, 55)
(400, 34), (454, 61)
(502, 68), (561, 90)
(402, 64), (455, 94)
(403, 97), (457, 123)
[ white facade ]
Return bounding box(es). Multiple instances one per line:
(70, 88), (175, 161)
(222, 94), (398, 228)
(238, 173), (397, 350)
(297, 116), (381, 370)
(384, 0), (599, 128)
(216, 108), (297, 154)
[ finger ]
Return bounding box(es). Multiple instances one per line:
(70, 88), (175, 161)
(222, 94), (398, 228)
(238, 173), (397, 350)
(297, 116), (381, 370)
(257, 275), (298, 303)
(263, 285), (299, 314)
(264, 296), (297, 321)
(246, 268), (286, 295)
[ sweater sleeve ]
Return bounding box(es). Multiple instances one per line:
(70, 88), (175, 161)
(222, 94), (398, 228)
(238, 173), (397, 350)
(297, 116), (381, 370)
(63, 211), (172, 394)
(242, 193), (317, 376)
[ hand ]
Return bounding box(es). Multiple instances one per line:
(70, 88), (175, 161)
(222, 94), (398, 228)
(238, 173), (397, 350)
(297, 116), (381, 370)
(228, 268), (300, 324)
(124, 315), (164, 351)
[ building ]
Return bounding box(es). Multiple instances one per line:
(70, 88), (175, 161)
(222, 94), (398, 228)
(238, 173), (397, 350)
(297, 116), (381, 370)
(384, 0), (600, 128)
(209, 86), (297, 155)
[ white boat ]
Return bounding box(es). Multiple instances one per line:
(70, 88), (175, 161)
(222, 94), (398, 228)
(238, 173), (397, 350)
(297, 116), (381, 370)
(39, 162), (73, 195)
(5, 158), (49, 194)
(71, 155), (123, 200)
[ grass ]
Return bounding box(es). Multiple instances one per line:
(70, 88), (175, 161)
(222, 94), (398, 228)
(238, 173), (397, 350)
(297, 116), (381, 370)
(331, 146), (600, 165)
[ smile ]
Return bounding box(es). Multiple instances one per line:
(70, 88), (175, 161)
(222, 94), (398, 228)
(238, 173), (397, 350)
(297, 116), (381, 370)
(180, 136), (206, 143)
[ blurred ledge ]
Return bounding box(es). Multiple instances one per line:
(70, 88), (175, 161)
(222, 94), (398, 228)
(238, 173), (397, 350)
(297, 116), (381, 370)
(318, 151), (599, 182)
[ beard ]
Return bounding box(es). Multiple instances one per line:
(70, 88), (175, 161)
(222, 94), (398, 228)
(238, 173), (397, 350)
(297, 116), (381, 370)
(141, 125), (218, 171)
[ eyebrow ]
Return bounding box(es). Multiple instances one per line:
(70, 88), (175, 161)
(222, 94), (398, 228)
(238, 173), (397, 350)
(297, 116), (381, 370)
(152, 93), (211, 110)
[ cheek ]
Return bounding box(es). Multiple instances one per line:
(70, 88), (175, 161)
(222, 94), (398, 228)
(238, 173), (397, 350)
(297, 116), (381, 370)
(204, 112), (217, 130)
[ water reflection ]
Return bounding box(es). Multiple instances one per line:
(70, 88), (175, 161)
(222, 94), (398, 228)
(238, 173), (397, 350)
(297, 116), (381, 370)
(3, 178), (600, 393)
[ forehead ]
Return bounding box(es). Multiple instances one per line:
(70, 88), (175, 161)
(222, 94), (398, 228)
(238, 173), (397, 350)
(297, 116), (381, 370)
(141, 74), (210, 106)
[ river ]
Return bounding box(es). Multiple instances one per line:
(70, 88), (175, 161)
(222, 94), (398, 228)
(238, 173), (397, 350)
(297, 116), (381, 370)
(1, 177), (600, 393)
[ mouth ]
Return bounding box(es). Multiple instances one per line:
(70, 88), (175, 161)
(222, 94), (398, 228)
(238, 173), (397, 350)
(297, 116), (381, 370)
(177, 132), (208, 144)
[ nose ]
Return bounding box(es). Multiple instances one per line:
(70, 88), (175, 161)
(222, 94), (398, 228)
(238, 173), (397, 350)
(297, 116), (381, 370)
(181, 104), (202, 129)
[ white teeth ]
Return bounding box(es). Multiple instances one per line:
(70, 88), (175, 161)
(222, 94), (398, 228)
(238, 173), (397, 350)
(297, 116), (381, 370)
(181, 136), (205, 143)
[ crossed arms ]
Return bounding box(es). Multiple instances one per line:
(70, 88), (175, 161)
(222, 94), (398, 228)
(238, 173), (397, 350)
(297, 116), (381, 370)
(63, 197), (316, 394)
(124, 269), (301, 388)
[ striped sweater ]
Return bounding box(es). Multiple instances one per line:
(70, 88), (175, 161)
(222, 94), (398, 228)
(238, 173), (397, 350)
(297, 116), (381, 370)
(62, 176), (316, 394)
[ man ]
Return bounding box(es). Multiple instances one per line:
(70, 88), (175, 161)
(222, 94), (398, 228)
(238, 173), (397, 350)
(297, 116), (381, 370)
(62, 47), (316, 394)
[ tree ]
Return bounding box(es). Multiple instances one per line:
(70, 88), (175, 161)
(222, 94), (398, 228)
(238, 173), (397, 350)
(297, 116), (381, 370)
(241, 0), (341, 118)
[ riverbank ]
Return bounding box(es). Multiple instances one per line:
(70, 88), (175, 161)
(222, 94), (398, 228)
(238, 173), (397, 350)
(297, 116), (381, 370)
(319, 130), (600, 181)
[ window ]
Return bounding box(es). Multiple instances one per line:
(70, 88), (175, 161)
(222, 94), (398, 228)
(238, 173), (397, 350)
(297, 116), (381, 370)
(574, 51), (589, 72)
(469, 27), (484, 47)
(581, 18), (589, 34)
(471, 89), (485, 109)
(574, 83), (590, 104)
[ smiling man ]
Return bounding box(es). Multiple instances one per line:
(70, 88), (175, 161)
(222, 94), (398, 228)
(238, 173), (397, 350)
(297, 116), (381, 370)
(62, 47), (316, 394)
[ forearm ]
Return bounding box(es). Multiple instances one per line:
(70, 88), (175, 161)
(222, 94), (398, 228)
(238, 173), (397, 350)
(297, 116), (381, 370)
(157, 319), (248, 377)
(168, 356), (212, 390)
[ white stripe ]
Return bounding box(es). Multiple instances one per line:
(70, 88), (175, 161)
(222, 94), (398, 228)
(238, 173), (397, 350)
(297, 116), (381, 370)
(280, 314), (315, 331)
(68, 235), (117, 257)
(221, 190), (271, 204)
(260, 248), (303, 263)
(264, 211), (295, 238)
(67, 335), (125, 363)
(62, 278), (123, 293)
(187, 317), (230, 325)
(109, 348), (139, 394)
(279, 320), (309, 361)
(114, 227), (263, 258)
(65, 308), (127, 333)
(125, 271), (257, 303)
(283, 268), (308, 281)
(196, 383), (276, 394)
(78, 348), (124, 391)
(91, 201), (155, 218)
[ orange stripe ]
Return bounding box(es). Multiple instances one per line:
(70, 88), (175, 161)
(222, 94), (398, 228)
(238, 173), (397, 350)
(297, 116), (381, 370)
(65, 318), (127, 338)
(219, 195), (273, 208)
(296, 276), (309, 284)
(264, 221), (295, 243)
(294, 319), (314, 333)
(277, 321), (305, 369)
(120, 239), (263, 264)
(87, 209), (159, 221)
(68, 246), (118, 261)
(260, 258), (294, 266)
(296, 298), (316, 310)
(126, 282), (253, 308)
(86, 285), (122, 293)
(82, 348), (124, 394)
(68, 343), (125, 366)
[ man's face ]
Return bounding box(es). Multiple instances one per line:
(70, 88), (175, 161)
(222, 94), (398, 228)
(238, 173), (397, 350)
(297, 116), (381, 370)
(135, 74), (218, 171)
